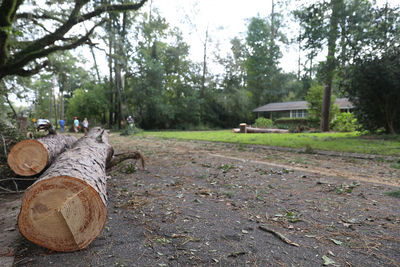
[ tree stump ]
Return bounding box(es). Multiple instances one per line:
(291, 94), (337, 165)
(7, 134), (77, 176)
(18, 127), (113, 252)
(239, 123), (247, 133)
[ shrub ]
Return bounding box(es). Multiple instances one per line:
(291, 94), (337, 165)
(331, 112), (360, 132)
(254, 117), (274, 128)
(274, 117), (317, 132)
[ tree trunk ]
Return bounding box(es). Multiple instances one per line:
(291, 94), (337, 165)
(49, 78), (53, 122)
(54, 92), (58, 129)
(18, 127), (113, 252)
(200, 28), (208, 99)
(108, 15), (115, 128)
(7, 134), (77, 176)
(320, 0), (342, 132)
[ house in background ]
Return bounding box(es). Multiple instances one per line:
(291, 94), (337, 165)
(253, 98), (354, 119)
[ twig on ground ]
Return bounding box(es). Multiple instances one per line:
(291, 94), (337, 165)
(12, 179), (19, 193)
(0, 177), (37, 181)
(228, 251), (246, 257)
(0, 184), (25, 193)
(259, 225), (299, 247)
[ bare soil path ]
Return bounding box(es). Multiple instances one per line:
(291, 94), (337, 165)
(8, 134), (400, 266)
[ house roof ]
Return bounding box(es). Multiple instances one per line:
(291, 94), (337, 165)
(253, 98), (354, 112)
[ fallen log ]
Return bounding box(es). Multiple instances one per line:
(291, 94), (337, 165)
(7, 133), (77, 176)
(246, 127), (289, 133)
(232, 127), (289, 134)
(18, 127), (113, 252)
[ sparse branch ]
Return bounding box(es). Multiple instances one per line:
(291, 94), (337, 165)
(13, 60), (49, 77)
(77, 0), (147, 23)
(16, 12), (66, 24)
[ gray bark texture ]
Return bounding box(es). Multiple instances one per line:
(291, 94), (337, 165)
(39, 127), (113, 204)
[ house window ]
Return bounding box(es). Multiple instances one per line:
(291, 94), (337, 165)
(291, 110), (307, 118)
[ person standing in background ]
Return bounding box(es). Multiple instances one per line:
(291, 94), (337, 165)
(127, 116), (134, 128)
(73, 117), (79, 133)
(59, 119), (65, 133)
(82, 118), (89, 135)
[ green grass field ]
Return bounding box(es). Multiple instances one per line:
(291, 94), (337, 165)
(139, 130), (400, 156)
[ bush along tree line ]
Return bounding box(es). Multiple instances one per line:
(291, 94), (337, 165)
(0, 0), (399, 134)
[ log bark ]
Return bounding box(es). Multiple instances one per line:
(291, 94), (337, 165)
(246, 127), (289, 134)
(7, 133), (77, 176)
(232, 127), (289, 134)
(18, 127), (113, 252)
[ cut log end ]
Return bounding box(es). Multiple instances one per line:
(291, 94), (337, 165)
(18, 176), (107, 252)
(7, 140), (49, 176)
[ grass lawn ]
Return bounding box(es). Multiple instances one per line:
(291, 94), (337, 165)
(139, 130), (400, 156)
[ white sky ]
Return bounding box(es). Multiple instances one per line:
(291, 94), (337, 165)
(148, 0), (398, 74)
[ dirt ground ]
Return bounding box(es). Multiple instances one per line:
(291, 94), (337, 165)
(5, 134), (400, 266)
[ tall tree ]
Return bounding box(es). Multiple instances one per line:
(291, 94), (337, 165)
(320, 0), (343, 131)
(245, 16), (284, 107)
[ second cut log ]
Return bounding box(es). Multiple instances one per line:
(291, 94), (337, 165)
(7, 133), (77, 176)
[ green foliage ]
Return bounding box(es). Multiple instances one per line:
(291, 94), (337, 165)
(344, 48), (400, 134)
(245, 16), (285, 107)
(254, 117), (274, 128)
(66, 83), (108, 125)
(335, 182), (360, 194)
(305, 84), (339, 123)
(331, 112), (360, 132)
(126, 16), (202, 130)
(122, 163), (137, 174)
(218, 164), (235, 172)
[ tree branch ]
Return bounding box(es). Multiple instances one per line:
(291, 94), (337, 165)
(0, 0), (148, 80)
(16, 12), (66, 24)
(13, 60), (49, 77)
(2, 20), (103, 78)
(78, 0), (147, 23)
(4, 91), (18, 121)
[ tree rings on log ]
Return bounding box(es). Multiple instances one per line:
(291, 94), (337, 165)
(7, 134), (77, 176)
(17, 176), (107, 252)
(7, 140), (48, 176)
